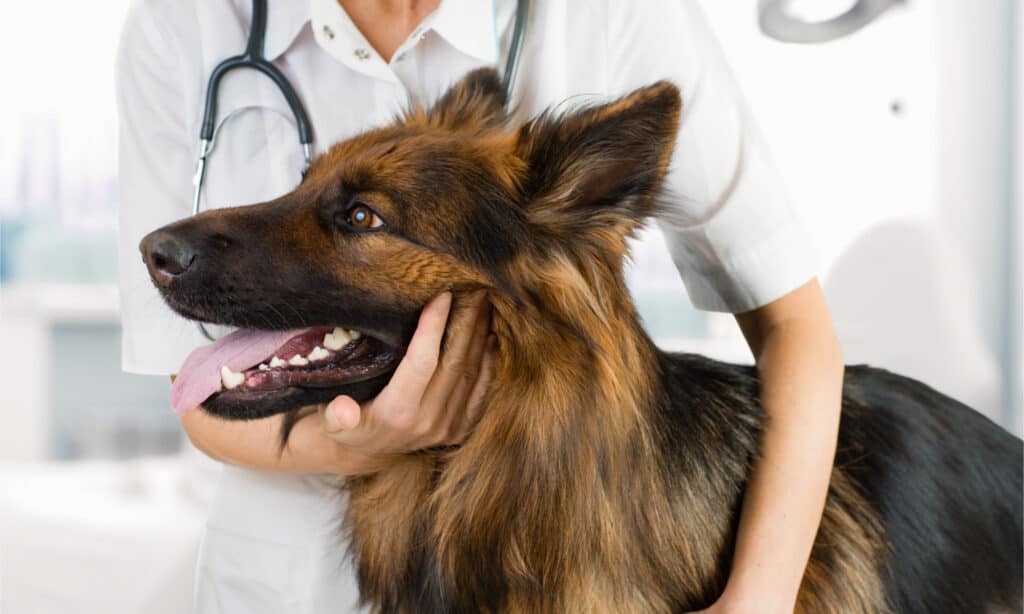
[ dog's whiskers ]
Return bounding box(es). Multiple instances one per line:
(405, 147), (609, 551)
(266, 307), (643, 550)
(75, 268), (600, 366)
(282, 300), (308, 328)
(264, 302), (291, 330)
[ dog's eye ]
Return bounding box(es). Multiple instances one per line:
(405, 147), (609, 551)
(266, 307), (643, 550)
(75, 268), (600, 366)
(343, 203), (383, 230)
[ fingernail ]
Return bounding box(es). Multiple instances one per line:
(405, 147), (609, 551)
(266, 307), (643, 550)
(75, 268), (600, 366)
(437, 291), (453, 310)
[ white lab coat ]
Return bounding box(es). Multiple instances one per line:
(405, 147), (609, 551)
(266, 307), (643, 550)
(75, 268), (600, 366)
(115, 0), (816, 611)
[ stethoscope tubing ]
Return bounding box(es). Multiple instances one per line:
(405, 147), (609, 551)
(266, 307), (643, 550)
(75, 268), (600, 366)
(199, 0), (313, 145)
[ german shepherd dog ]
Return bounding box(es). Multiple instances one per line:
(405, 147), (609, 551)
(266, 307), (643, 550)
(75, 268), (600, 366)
(141, 69), (1022, 613)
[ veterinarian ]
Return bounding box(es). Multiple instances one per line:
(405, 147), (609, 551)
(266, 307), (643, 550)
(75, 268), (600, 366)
(117, 1), (843, 612)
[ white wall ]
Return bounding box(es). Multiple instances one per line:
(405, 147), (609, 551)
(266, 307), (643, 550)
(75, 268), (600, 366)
(1012, 0), (1023, 435)
(700, 1), (1017, 429)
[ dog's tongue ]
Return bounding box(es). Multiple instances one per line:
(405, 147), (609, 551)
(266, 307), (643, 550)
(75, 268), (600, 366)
(170, 328), (305, 415)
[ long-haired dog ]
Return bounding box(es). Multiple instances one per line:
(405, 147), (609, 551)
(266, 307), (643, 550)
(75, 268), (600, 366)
(141, 68), (1022, 613)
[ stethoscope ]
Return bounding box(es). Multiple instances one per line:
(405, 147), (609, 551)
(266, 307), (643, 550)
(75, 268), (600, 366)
(191, 0), (529, 340)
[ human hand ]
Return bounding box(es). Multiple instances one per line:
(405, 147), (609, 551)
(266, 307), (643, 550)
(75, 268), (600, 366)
(321, 290), (497, 474)
(686, 600), (733, 614)
(685, 588), (792, 614)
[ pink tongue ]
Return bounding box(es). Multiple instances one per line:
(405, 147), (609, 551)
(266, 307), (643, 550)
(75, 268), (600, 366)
(170, 328), (310, 415)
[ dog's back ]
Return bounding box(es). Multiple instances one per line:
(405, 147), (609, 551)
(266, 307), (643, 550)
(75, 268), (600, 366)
(659, 352), (1023, 613)
(841, 367), (1022, 612)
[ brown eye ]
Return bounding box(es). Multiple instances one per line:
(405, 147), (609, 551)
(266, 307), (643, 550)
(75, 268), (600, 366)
(344, 203), (383, 230)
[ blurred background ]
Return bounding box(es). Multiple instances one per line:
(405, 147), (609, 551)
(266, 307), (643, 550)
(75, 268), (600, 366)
(0, 0), (1020, 612)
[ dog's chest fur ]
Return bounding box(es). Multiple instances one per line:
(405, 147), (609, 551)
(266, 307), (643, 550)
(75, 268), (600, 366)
(341, 349), (890, 614)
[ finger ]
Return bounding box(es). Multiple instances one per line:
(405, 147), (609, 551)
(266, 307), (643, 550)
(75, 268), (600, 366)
(419, 291), (489, 410)
(441, 290), (489, 364)
(324, 395), (362, 434)
(379, 291), (453, 406)
(461, 294), (493, 378)
(441, 296), (493, 421)
(464, 334), (498, 425)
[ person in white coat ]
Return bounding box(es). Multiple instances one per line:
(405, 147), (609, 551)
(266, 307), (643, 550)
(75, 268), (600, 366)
(116, 1), (844, 613)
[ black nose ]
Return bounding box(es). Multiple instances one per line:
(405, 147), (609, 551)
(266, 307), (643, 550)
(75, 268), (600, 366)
(140, 230), (196, 284)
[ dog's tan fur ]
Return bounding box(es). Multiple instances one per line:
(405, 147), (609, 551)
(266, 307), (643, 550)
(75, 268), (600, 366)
(324, 73), (890, 611)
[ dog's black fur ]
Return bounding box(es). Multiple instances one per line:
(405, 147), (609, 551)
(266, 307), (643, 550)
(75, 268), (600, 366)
(660, 354), (1022, 612)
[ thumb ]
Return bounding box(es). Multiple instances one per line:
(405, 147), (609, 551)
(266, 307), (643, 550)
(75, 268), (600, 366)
(324, 395), (362, 433)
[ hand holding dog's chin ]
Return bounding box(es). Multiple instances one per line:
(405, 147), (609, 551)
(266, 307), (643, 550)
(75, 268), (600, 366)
(319, 290), (497, 475)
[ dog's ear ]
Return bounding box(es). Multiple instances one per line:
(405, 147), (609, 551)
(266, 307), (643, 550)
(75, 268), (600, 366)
(516, 82), (681, 236)
(427, 67), (506, 130)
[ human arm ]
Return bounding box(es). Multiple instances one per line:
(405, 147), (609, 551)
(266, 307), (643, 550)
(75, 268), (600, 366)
(694, 279), (843, 614)
(601, 5), (840, 607)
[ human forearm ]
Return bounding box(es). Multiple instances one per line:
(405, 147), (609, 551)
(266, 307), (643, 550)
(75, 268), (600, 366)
(724, 280), (844, 613)
(179, 407), (370, 474)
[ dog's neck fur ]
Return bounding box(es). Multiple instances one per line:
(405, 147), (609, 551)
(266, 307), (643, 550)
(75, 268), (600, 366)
(346, 242), (738, 612)
(443, 246), (676, 608)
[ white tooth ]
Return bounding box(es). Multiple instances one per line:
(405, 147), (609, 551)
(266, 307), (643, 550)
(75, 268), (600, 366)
(269, 356), (287, 368)
(348, 329), (361, 340)
(289, 354), (309, 367)
(323, 328), (350, 351)
(258, 363), (269, 371)
(308, 346), (329, 361)
(220, 365), (245, 390)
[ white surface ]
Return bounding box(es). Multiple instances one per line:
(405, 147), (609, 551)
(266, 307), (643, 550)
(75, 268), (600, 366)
(0, 454), (210, 614)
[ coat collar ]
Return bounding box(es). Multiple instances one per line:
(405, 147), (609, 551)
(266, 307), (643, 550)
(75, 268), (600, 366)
(252, 0), (314, 60)
(430, 0), (499, 64)
(256, 0), (502, 64)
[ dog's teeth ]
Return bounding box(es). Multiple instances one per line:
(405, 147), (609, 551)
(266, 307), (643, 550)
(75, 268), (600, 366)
(323, 328), (351, 351)
(348, 329), (361, 340)
(258, 363), (269, 371)
(308, 346), (330, 362)
(269, 356), (287, 368)
(289, 354), (309, 367)
(220, 365), (245, 390)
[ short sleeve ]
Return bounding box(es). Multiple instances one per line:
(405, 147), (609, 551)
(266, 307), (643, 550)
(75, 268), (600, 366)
(606, 0), (817, 313)
(116, 0), (211, 374)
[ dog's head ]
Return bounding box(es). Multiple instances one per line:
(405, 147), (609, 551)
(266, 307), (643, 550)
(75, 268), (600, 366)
(141, 68), (681, 420)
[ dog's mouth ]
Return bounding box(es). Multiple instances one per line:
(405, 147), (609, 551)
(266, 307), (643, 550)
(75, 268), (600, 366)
(171, 325), (402, 418)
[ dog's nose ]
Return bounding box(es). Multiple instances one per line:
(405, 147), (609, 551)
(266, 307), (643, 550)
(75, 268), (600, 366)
(140, 230), (196, 284)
